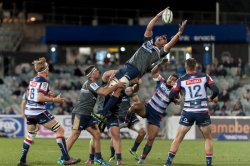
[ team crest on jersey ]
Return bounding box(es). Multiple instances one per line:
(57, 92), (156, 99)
(40, 82), (48, 91)
(90, 82), (99, 91)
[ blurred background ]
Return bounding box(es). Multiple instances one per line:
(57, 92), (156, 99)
(0, 0), (250, 127)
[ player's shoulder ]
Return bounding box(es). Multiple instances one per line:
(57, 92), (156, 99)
(196, 72), (207, 77)
(32, 76), (48, 83)
(178, 74), (189, 81)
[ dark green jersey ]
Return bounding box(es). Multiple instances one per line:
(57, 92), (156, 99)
(127, 37), (168, 76)
(119, 93), (136, 117)
(72, 80), (100, 115)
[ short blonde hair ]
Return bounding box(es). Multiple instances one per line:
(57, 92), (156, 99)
(32, 57), (48, 73)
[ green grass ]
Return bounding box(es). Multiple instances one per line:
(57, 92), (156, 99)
(1, 138), (250, 166)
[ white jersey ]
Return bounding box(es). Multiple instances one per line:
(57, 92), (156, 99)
(172, 72), (214, 112)
(25, 75), (50, 115)
(148, 79), (172, 114)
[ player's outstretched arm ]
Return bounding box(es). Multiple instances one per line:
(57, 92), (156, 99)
(151, 58), (168, 80)
(37, 92), (65, 103)
(164, 20), (188, 52)
(144, 7), (169, 37)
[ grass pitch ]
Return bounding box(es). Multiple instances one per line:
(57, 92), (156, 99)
(0, 138), (249, 166)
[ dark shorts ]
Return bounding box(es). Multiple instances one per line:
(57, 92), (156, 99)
(119, 114), (139, 128)
(72, 113), (98, 130)
(26, 111), (55, 125)
(145, 104), (162, 128)
(115, 63), (141, 80)
(179, 111), (211, 127)
(106, 115), (119, 129)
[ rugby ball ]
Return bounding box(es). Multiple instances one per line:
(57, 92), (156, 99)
(109, 78), (119, 87)
(162, 9), (173, 24)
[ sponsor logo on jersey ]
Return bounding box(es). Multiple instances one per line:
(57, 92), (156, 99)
(185, 78), (202, 85)
(30, 81), (38, 87)
(0, 118), (22, 136)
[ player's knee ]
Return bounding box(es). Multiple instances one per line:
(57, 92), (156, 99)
(130, 103), (140, 113)
(27, 128), (39, 140)
(138, 128), (146, 137)
(111, 130), (120, 140)
(147, 136), (155, 145)
(93, 131), (101, 140)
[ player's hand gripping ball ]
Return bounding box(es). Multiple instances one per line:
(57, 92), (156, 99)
(162, 8), (173, 24)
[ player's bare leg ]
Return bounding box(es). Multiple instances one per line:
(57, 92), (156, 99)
(43, 119), (80, 165)
(199, 125), (213, 166)
(129, 124), (146, 160)
(109, 126), (122, 165)
(164, 125), (191, 166)
(18, 124), (39, 166)
(85, 138), (95, 164)
(66, 129), (81, 152)
(138, 124), (159, 163)
(129, 102), (146, 118)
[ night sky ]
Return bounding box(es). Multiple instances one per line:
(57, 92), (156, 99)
(3, 0), (250, 13)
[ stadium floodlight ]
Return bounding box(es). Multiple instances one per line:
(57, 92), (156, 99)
(120, 47), (126, 52)
(205, 46), (209, 51)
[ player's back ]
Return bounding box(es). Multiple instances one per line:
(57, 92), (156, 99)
(25, 76), (49, 115)
(126, 37), (165, 76)
(178, 72), (211, 112)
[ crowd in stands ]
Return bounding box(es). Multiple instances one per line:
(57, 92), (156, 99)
(0, 51), (250, 116)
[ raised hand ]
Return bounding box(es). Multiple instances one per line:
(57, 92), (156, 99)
(156, 7), (170, 17)
(178, 20), (188, 34)
(159, 58), (169, 66)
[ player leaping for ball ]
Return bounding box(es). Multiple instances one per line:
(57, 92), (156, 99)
(102, 7), (187, 116)
(111, 8), (187, 87)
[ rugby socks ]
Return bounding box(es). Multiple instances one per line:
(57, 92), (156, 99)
(116, 153), (122, 161)
(56, 137), (70, 161)
(20, 138), (32, 162)
(110, 146), (115, 157)
(206, 154), (213, 166)
(95, 152), (102, 160)
(124, 112), (132, 123)
(141, 145), (152, 159)
(165, 151), (176, 166)
(102, 96), (119, 115)
(131, 141), (141, 152)
(89, 153), (95, 161)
